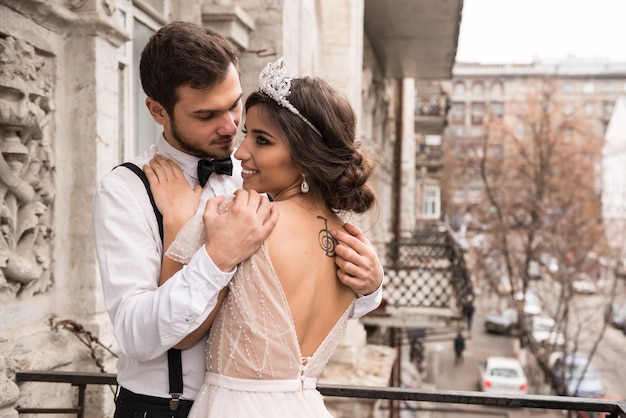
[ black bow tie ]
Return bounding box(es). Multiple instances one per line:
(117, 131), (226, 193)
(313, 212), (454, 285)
(197, 157), (233, 187)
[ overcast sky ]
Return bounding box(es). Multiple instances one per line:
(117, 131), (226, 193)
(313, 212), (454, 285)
(455, 0), (626, 64)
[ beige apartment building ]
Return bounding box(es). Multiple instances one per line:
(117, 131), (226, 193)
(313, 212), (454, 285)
(443, 57), (626, 234)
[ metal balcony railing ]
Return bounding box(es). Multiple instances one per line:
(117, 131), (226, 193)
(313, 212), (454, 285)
(14, 370), (626, 417)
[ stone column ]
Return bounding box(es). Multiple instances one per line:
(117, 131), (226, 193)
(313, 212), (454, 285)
(400, 77), (417, 237)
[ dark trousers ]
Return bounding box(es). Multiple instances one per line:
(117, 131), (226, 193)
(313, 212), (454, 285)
(114, 387), (194, 418)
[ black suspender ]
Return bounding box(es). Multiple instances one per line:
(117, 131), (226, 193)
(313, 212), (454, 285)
(118, 162), (184, 410)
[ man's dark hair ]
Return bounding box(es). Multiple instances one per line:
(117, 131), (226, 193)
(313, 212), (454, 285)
(139, 21), (239, 116)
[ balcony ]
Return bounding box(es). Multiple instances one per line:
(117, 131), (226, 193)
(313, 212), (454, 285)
(415, 83), (450, 133)
(14, 370), (626, 417)
(416, 143), (444, 172)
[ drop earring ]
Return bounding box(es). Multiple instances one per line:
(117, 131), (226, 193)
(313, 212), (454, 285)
(300, 174), (310, 194)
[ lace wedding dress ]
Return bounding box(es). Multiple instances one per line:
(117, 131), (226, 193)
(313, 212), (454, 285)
(171, 213), (354, 417)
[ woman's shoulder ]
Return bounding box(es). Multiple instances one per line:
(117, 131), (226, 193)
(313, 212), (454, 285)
(271, 199), (344, 235)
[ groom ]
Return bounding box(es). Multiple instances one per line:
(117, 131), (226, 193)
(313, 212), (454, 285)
(93, 21), (384, 416)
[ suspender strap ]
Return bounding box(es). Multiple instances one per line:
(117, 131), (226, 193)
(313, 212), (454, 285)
(119, 162), (163, 240)
(167, 348), (184, 409)
(118, 162), (184, 410)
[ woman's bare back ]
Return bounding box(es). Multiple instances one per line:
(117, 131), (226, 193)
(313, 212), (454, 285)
(267, 198), (356, 357)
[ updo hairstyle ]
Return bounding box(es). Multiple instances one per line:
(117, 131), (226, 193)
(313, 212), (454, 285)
(244, 77), (376, 214)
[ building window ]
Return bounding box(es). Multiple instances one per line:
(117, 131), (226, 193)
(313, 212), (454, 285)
(471, 102), (485, 124)
(450, 102), (465, 124)
(421, 185), (440, 219)
(469, 125), (485, 137)
(489, 102), (504, 119)
(490, 81), (503, 97)
(117, 1), (170, 160)
(582, 81), (595, 94)
(472, 82), (484, 96)
(467, 188), (483, 204)
(453, 81), (466, 96)
(603, 81), (614, 92)
(452, 189), (465, 204)
(562, 81), (574, 92)
(584, 101), (594, 115)
(451, 126), (465, 137)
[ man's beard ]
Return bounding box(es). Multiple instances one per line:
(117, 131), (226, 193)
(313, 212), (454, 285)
(170, 119), (233, 160)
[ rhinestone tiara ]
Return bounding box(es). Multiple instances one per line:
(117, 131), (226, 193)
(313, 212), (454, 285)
(257, 58), (322, 137)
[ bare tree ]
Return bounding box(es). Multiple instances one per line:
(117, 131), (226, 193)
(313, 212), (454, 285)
(444, 78), (612, 398)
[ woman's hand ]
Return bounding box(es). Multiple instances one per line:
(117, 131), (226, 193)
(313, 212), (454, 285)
(143, 154), (202, 230)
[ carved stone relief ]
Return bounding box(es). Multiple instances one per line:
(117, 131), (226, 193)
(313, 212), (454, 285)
(0, 35), (55, 297)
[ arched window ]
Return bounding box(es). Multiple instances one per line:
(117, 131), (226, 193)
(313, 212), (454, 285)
(453, 81), (466, 96)
(490, 81), (503, 97)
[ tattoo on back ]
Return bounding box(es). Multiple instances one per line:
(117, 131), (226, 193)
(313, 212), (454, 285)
(317, 216), (337, 257)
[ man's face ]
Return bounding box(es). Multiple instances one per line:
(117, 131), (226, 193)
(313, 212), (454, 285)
(161, 63), (243, 160)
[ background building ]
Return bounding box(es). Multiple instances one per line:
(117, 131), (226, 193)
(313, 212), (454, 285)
(603, 96), (626, 257)
(443, 57), (626, 235)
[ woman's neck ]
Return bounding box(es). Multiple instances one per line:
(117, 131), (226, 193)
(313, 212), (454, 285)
(270, 184), (302, 202)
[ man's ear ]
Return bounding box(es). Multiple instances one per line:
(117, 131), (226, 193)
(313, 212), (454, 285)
(146, 97), (168, 125)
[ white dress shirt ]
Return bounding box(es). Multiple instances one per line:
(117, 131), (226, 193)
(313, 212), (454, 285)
(93, 136), (383, 400)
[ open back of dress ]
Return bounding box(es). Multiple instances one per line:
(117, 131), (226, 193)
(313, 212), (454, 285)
(189, 243), (355, 417)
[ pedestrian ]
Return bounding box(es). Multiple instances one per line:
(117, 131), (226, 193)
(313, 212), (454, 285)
(464, 300), (475, 331)
(92, 22), (384, 417)
(454, 330), (465, 365)
(146, 58), (378, 417)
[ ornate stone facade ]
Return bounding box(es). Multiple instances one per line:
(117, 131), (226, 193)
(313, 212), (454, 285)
(0, 33), (55, 297)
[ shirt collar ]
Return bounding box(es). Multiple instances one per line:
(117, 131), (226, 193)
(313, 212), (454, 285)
(154, 135), (203, 182)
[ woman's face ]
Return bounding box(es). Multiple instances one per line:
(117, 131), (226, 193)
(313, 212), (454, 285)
(234, 105), (301, 199)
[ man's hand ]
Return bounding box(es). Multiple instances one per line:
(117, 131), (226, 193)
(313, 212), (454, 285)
(332, 223), (383, 295)
(203, 190), (278, 272)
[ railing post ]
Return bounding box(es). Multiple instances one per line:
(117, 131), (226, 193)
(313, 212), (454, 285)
(76, 384), (86, 418)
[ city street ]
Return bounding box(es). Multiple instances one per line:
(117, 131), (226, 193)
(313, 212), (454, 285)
(417, 305), (562, 418)
(396, 286), (626, 418)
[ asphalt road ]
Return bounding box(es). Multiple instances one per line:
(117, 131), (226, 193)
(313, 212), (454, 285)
(407, 301), (592, 417)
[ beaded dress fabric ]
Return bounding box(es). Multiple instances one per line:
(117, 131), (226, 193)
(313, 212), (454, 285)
(188, 242), (355, 417)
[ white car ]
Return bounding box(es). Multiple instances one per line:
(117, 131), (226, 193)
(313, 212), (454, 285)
(514, 290), (543, 316)
(478, 356), (528, 394)
(530, 315), (566, 351)
(572, 279), (597, 294)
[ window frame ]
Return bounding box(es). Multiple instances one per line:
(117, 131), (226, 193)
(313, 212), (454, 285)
(117, 1), (170, 161)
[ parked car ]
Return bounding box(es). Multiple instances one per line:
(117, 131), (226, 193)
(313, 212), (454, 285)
(604, 302), (626, 329)
(514, 290), (543, 316)
(530, 315), (565, 350)
(497, 277), (517, 295)
(539, 253), (559, 273)
(550, 352), (605, 397)
(484, 308), (519, 335)
(573, 279), (598, 294)
(478, 356), (528, 394)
